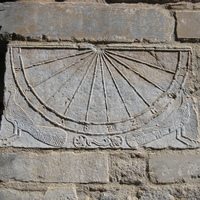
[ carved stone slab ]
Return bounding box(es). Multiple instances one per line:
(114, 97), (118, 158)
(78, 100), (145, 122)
(0, 43), (199, 148)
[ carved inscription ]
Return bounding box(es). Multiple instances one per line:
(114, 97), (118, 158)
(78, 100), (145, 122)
(0, 43), (198, 148)
(74, 135), (123, 148)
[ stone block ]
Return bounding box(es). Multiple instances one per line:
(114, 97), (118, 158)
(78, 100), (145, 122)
(109, 153), (147, 184)
(176, 11), (200, 39)
(17, 0), (54, 2)
(0, 3), (173, 42)
(100, 193), (119, 200)
(149, 151), (200, 183)
(180, 186), (200, 200)
(194, 3), (200, 10)
(0, 186), (78, 200)
(137, 188), (175, 200)
(137, 186), (200, 200)
(0, 152), (109, 183)
(0, 42), (199, 149)
(167, 2), (193, 10)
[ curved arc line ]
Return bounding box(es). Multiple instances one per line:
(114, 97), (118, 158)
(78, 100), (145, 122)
(11, 48), (174, 136)
(17, 51), (172, 125)
(18, 52), (79, 122)
(110, 50), (187, 105)
(179, 51), (190, 89)
(10, 48), (92, 134)
(162, 51), (185, 94)
(17, 50), (136, 125)
(12, 48), (188, 136)
(13, 56), (172, 135)
(167, 51), (189, 98)
(103, 53), (178, 125)
(149, 51), (188, 108)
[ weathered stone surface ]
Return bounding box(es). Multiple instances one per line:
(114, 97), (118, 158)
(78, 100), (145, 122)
(180, 186), (200, 200)
(167, 2), (193, 10)
(100, 193), (119, 200)
(43, 186), (78, 200)
(17, 0), (104, 2)
(137, 188), (175, 200)
(149, 151), (200, 183)
(0, 3), (173, 42)
(194, 3), (200, 9)
(0, 152), (109, 183)
(105, 0), (200, 3)
(1, 42), (199, 149)
(83, 184), (137, 200)
(0, 51), (4, 119)
(17, 0), (54, 2)
(176, 11), (200, 39)
(109, 153), (146, 184)
(0, 190), (43, 200)
(137, 186), (200, 200)
(0, 186), (78, 200)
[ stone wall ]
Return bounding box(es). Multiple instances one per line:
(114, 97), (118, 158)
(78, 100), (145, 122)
(0, 0), (199, 200)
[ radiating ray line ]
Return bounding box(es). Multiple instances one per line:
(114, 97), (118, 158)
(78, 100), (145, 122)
(105, 52), (165, 92)
(45, 53), (94, 104)
(102, 54), (132, 118)
(148, 51), (166, 70)
(100, 55), (110, 122)
(106, 50), (175, 74)
(25, 50), (92, 69)
(32, 52), (93, 88)
(85, 55), (98, 121)
(63, 54), (97, 115)
(104, 53), (151, 107)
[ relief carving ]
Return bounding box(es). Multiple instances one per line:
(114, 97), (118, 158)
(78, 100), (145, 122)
(1, 90), (67, 147)
(126, 96), (200, 148)
(0, 43), (198, 148)
(73, 135), (123, 148)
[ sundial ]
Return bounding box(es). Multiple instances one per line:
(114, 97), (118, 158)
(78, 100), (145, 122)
(0, 43), (199, 148)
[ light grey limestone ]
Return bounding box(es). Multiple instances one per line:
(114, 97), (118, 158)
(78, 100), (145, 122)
(0, 186), (78, 200)
(0, 42), (199, 149)
(0, 152), (109, 183)
(149, 152), (200, 183)
(137, 186), (200, 200)
(100, 193), (119, 200)
(109, 153), (146, 184)
(0, 3), (173, 42)
(138, 189), (175, 200)
(0, 190), (43, 200)
(44, 186), (78, 200)
(176, 11), (200, 39)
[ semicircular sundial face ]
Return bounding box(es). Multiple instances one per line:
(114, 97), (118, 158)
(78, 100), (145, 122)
(10, 44), (190, 136)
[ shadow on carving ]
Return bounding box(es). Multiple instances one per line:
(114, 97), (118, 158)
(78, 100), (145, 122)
(105, 0), (197, 3)
(0, 41), (6, 123)
(0, 0), (17, 2)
